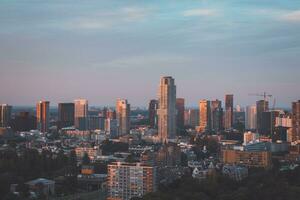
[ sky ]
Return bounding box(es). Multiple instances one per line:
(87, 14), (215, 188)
(0, 0), (300, 108)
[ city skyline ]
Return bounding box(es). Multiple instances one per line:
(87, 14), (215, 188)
(0, 0), (300, 107)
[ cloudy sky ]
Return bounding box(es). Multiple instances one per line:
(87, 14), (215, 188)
(0, 0), (299, 107)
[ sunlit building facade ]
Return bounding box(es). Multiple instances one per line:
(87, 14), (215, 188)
(157, 76), (176, 143)
(36, 101), (49, 133)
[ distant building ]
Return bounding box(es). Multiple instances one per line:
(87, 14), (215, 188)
(105, 118), (118, 138)
(107, 162), (157, 200)
(211, 99), (223, 132)
(256, 100), (269, 134)
(116, 99), (130, 136)
(225, 94), (234, 129)
(36, 101), (49, 133)
(176, 98), (185, 132)
(157, 76), (176, 143)
(148, 99), (158, 129)
(88, 116), (105, 130)
(184, 109), (199, 128)
(292, 100), (300, 142)
(74, 99), (88, 130)
(246, 105), (256, 130)
(0, 104), (12, 127)
(58, 103), (74, 129)
(11, 112), (36, 131)
(221, 149), (271, 169)
(198, 100), (211, 133)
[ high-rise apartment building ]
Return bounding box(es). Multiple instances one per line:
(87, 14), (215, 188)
(176, 98), (185, 132)
(36, 101), (49, 133)
(0, 104), (12, 127)
(157, 76), (176, 143)
(58, 103), (74, 129)
(225, 94), (234, 129)
(199, 100), (211, 133)
(107, 162), (157, 200)
(292, 100), (300, 141)
(74, 99), (88, 130)
(256, 100), (269, 134)
(246, 105), (257, 130)
(148, 99), (158, 129)
(116, 99), (130, 136)
(211, 99), (223, 132)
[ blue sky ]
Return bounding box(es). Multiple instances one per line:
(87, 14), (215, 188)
(0, 0), (299, 107)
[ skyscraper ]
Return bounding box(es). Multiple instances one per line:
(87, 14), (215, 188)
(211, 99), (223, 132)
(74, 99), (88, 130)
(0, 104), (12, 127)
(116, 99), (130, 136)
(292, 100), (300, 141)
(36, 101), (49, 133)
(176, 98), (185, 132)
(198, 100), (211, 133)
(256, 100), (269, 134)
(58, 103), (74, 129)
(246, 105), (257, 130)
(225, 94), (234, 130)
(148, 99), (158, 129)
(157, 76), (176, 143)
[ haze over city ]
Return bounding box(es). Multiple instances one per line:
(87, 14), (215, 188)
(1, 0), (300, 107)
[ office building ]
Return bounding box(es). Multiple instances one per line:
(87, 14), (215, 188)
(211, 99), (223, 132)
(246, 105), (257, 130)
(225, 94), (234, 129)
(176, 98), (185, 132)
(243, 131), (259, 145)
(36, 101), (49, 133)
(198, 100), (211, 133)
(116, 99), (130, 136)
(74, 99), (88, 130)
(256, 100), (269, 134)
(157, 76), (176, 143)
(148, 99), (158, 129)
(58, 103), (74, 129)
(0, 104), (12, 127)
(292, 100), (300, 141)
(107, 162), (157, 200)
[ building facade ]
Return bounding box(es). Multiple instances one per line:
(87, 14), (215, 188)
(157, 76), (176, 143)
(74, 99), (88, 130)
(225, 94), (234, 130)
(148, 99), (158, 129)
(198, 100), (211, 133)
(58, 103), (74, 129)
(176, 98), (185, 132)
(107, 162), (157, 200)
(0, 104), (12, 127)
(292, 100), (300, 141)
(36, 101), (49, 133)
(256, 100), (269, 134)
(211, 99), (223, 132)
(246, 105), (257, 130)
(116, 99), (130, 136)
